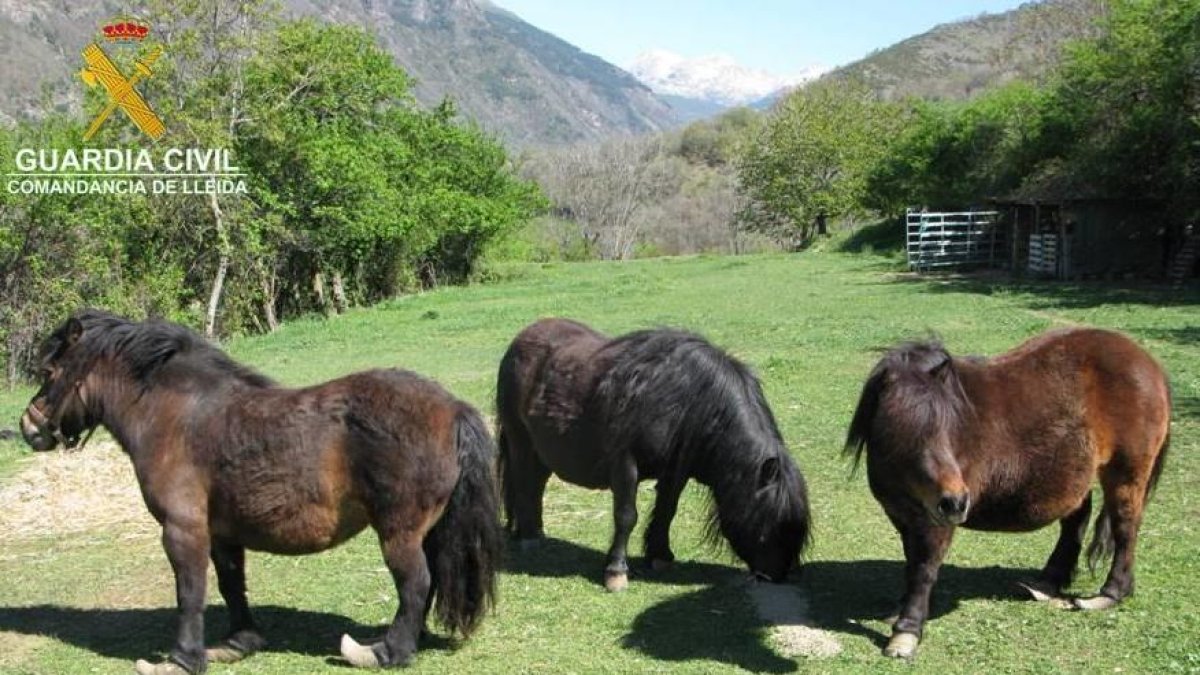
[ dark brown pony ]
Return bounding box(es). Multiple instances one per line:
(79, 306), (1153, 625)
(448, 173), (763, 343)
(18, 310), (502, 673)
(496, 318), (810, 591)
(846, 328), (1171, 659)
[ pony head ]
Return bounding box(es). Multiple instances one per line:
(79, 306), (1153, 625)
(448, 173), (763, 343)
(709, 448), (811, 582)
(845, 341), (972, 526)
(20, 313), (102, 451)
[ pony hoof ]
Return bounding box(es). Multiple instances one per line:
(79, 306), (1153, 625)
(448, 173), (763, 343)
(340, 634), (381, 668)
(207, 630), (266, 663)
(649, 558), (673, 572)
(1017, 579), (1061, 602)
(134, 659), (190, 675)
(882, 632), (919, 659)
(1072, 594), (1119, 611)
(604, 571), (628, 592)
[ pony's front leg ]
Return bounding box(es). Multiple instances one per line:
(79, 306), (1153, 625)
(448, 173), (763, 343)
(644, 476), (686, 571)
(604, 455), (639, 592)
(342, 537), (429, 668)
(136, 520), (211, 674)
(885, 524), (954, 659)
(206, 541), (266, 663)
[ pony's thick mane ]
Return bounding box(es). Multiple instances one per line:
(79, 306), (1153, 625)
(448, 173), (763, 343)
(45, 309), (274, 389)
(596, 329), (810, 558)
(844, 339), (970, 474)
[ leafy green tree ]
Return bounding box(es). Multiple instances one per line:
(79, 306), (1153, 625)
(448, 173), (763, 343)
(0, 118), (193, 382)
(736, 80), (908, 246)
(239, 21), (543, 308)
(866, 82), (1050, 213)
(1048, 0), (1200, 218)
(140, 0), (280, 336)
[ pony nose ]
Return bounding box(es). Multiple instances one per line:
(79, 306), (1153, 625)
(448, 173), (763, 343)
(20, 409), (57, 452)
(937, 492), (970, 522)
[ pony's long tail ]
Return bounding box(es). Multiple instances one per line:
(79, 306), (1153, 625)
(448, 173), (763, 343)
(1086, 430), (1171, 572)
(496, 426), (517, 532)
(423, 403), (503, 637)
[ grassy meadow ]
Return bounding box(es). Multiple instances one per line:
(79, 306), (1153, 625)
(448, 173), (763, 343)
(0, 244), (1197, 674)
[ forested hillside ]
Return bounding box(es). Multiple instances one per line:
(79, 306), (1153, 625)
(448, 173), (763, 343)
(0, 0), (678, 146)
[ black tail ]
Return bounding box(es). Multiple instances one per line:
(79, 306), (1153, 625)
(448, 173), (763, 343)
(423, 404), (503, 637)
(494, 349), (521, 533)
(1086, 430), (1171, 572)
(844, 365), (886, 475)
(496, 426), (517, 532)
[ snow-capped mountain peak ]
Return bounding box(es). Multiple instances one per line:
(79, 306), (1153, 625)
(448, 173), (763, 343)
(628, 49), (825, 107)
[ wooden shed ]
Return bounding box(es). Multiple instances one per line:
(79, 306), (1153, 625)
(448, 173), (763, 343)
(989, 168), (1181, 280)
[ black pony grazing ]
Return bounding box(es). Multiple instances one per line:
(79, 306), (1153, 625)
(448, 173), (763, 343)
(19, 310), (502, 673)
(496, 318), (811, 591)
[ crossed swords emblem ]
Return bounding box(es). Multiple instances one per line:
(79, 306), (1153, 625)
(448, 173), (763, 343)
(80, 42), (166, 141)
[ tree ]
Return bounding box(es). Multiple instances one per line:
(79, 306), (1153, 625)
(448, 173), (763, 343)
(1048, 0), (1200, 218)
(138, 0), (280, 337)
(736, 80), (908, 246)
(239, 21), (543, 306)
(865, 82), (1050, 214)
(0, 7), (543, 379)
(528, 137), (678, 260)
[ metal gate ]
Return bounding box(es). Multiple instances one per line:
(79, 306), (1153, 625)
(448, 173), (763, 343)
(906, 210), (1005, 271)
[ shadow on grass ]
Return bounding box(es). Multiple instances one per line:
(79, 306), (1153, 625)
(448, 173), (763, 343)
(503, 536), (735, 587)
(507, 537), (799, 672)
(619, 559), (1043, 671)
(890, 272), (1200, 310)
(836, 219), (905, 256)
(799, 559), (1044, 648)
(0, 604), (453, 665)
(622, 583), (799, 673)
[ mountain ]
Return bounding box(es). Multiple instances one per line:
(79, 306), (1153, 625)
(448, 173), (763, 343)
(656, 94), (730, 124)
(628, 49), (824, 108)
(821, 0), (1107, 101)
(0, 0), (678, 146)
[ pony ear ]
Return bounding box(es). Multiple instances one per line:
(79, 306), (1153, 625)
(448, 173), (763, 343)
(929, 357), (953, 381)
(758, 456), (781, 488)
(65, 318), (84, 346)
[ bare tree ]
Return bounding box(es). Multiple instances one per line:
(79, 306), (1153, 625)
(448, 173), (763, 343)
(527, 137), (678, 260)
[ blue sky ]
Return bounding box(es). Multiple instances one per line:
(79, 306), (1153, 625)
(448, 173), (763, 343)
(492, 1), (1032, 74)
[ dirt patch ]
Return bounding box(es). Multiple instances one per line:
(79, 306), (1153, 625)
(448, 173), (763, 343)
(744, 578), (842, 660)
(0, 439), (157, 540)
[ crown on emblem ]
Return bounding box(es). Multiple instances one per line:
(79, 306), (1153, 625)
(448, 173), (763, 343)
(101, 18), (150, 42)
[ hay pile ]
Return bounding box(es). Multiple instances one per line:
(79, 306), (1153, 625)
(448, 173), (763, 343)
(744, 577), (843, 659)
(0, 440), (156, 540)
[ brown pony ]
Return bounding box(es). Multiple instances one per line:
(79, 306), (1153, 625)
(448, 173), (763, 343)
(846, 327), (1170, 659)
(18, 310), (502, 673)
(496, 318), (810, 591)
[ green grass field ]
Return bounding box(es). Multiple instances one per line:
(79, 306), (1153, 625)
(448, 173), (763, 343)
(0, 248), (1197, 674)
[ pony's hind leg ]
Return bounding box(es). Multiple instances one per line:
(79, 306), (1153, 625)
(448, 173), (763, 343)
(342, 534), (430, 667)
(1075, 463), (1151, 610)
(604, 453), (640, 592)
(499, 426), (552, 546)
(1021, 493), (1093, 602)
(644, 475), (687, 571)
(206, 541), (267, 663)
